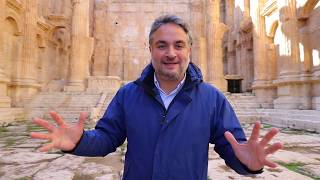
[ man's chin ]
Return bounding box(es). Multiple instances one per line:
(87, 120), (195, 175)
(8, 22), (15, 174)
(162, 72), (181, 81)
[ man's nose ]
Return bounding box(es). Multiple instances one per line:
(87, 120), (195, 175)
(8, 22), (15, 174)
(166, 46), (177, 59)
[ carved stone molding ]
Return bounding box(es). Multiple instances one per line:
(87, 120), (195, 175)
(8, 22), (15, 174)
(6, 0), (24, 13)
(261, 0), (277, 17)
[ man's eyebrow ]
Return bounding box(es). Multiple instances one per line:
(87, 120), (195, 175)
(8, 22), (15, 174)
(175, 40), (186, 44)
(155, 40), (167, 45)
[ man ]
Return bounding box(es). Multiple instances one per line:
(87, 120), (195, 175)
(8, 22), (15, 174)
(31, 15), (283, 180)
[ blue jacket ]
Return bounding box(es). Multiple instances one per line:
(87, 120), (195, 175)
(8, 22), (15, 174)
(72, 63), (258, 179)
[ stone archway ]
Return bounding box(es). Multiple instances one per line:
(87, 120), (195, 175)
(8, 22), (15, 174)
(42, 27), (70, 92)
(3, 17), (23, 107)
(3, 17), (22, 80)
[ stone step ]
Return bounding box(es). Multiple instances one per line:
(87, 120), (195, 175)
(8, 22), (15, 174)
(26, 91), (116, 126)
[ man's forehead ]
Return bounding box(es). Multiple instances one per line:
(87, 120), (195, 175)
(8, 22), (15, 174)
(152, 24), (188, 43)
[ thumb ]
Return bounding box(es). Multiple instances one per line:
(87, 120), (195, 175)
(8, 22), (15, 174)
(78, 112), (88, 127)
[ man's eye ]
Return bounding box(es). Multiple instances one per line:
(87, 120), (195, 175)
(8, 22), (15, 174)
(176, 44), (185, 49)
(157, 45), (166, 49)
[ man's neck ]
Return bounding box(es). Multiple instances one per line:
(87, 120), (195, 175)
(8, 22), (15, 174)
(155, 74), (185, 94)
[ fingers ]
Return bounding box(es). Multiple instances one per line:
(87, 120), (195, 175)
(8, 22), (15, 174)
(38, 143), (55, 152)
(265, 142), (283, 155)
(264, 159), (278, 168)
(249, 121), (261, 142)
(259, 128), (279, 147)
(33, 118), (55, 132)
(30, 132), (51, 140)
(50, 111), (65, 127)
(78, 112), (87, 126)
(224, 131), (239, 149)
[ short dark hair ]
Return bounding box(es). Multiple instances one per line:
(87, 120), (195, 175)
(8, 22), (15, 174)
(149, 15), (193, 46)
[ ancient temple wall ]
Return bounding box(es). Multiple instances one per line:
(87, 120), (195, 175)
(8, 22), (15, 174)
(1, 0), (319, 110)
(100, 1), (194, 82)
(223, 0), (254, 93)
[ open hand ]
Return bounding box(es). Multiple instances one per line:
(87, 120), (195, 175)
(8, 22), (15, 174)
(30, 111), (87, 152)
(224, 121), (283, 171)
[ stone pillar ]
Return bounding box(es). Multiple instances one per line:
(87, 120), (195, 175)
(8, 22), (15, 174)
(11, 0), (40, 106)
(92, 0), (108, 76)
(206, 0), (228, 91)
(190, 1), (207, 79)
(273, 0), (311, 109)
(250, 0), (275, 108)
(65, 0), (94, 91)
(199, 37), (207, 81)
(0, 0), (11, 107)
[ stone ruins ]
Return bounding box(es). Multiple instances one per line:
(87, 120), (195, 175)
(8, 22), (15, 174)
(0, 0), (320, 131)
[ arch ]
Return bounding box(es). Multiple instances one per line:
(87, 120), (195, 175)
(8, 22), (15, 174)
(3, 17), (23, 80)
(267, 20), (279, 38)
(4, 16), (21, 35)
(297, 0), (320, 19)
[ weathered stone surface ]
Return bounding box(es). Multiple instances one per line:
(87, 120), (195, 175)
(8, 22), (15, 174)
(1, 0), (320, 178)
(0, 162), (48, 180)
(95, 174), (119, 180)
(1, 121), (319, 179)
(0, 151), (62, 164)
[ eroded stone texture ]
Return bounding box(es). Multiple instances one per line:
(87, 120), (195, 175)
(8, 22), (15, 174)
(0, 121), (319, 179)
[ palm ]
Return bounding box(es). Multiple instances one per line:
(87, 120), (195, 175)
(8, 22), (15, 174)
(224, 122), (283, 171)
(30, 111), (86, 152)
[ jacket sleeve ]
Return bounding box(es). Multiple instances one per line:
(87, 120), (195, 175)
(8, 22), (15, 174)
(209, 92), (262, 175)
(71, 91), (127, 157)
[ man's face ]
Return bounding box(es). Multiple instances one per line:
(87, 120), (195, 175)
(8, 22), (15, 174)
(150, 23), (191, 82)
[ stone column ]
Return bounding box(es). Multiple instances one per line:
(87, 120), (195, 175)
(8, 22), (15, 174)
(0, 0), (11, 107)
(273, 0), (311, 109)
(206, 0), (228, 91)
(11, 0), (40, 106)
(199, 37), (207, 81)
(250, 0), (276, 108)
(92, 0), (108, 76)
(65, 0), (94, 91)
(190, 1), (207, 79)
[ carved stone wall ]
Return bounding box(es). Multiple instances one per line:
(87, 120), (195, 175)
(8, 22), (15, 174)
(0, 0), (319, 111)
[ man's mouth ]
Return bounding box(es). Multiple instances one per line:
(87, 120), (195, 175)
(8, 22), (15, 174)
(163, 62), (178, 65)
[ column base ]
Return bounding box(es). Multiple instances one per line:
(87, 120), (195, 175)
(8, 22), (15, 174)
(274, 96), (302, 110)
(10, 84), (40, 107)
(273, 75), (312, 110)
(0, 96), (11, 108)
(252, 80), (276, 108)
(312, 97), (320, 110)
(253, 88), (276, 109)
(0, 80), (11, 107)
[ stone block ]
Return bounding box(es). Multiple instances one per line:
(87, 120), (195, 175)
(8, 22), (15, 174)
(274, 96), (301, 109)
(87, 76), (122, 93)
(0, 96), (11, 108)
(312, 96), (320, 110)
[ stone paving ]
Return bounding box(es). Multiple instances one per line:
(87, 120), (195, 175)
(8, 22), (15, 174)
(0, 120), (319, 180)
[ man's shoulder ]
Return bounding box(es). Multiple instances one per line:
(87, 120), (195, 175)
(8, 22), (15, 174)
(116, 81), (139, 94)
(198, 81), (222, 93)
(196, 82), (227, 100)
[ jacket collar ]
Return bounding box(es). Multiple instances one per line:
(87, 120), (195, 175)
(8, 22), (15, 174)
(134, 62), (203, 94)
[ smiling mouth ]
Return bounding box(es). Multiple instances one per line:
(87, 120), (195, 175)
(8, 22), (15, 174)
(163, 62), (178, 65)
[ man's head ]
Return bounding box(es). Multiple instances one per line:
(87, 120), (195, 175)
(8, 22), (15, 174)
(149, 15), (192, 82)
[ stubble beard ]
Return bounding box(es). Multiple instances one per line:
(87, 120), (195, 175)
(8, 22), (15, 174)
(157, 63), (188, 81)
